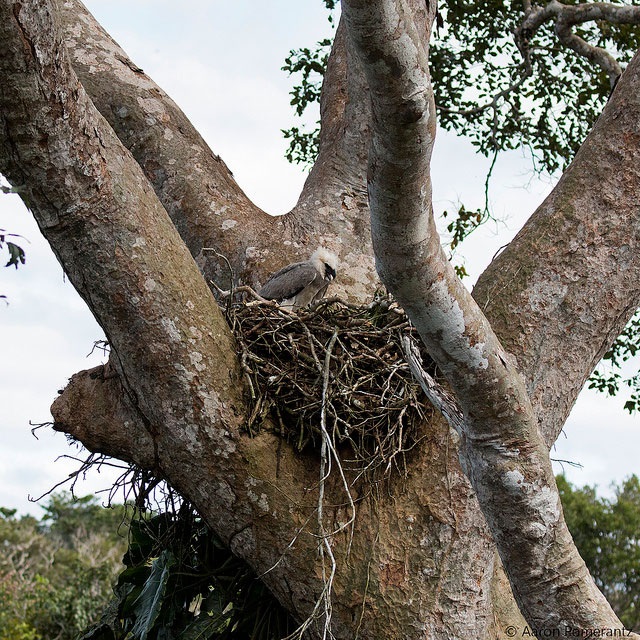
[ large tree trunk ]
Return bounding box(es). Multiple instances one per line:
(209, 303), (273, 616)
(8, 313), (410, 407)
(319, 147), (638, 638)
(1, 0), (638, 638)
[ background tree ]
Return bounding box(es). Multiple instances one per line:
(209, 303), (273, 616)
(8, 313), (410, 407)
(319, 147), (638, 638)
(0, 494), (127, 640)
(1, 0), (640, 638)
(559, 475), (640, 632)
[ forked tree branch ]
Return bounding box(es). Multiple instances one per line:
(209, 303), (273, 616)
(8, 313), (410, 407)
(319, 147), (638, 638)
(6, 0), (640, 636)
(54, 0), (379, 300)
(342, 0), (637, 633)
(0, 1), (342, 629)
(516, 0), (640, 87)
(52, 0), (280, 289)
(0, 4), (503, 637)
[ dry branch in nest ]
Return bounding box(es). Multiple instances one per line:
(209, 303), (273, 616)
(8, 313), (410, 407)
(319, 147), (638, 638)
(227, 297), (437, 476)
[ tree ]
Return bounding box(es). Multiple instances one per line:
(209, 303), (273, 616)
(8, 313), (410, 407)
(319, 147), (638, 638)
(1, 0), (640, 638)
(559, 475), (640, 632)
(0, 494), (127, 640)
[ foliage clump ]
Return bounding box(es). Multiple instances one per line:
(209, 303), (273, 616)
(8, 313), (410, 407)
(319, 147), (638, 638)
(228, 297), (435, 476)
(0, 493), (127, 640)
(588, 310), (640, 414)
(558, 474), (640, 631)
(82, 502), (295, 640)
(281, 0), (336, 167)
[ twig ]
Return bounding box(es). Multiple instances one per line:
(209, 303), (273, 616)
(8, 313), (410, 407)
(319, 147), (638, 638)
(203, 248), (235, 312)
(551, 457), (584, 472)
(230, 298), (434, 475)
(209, 281), (270, 303)
(402, 335), (464, 436)
(317, 331), (338, 639)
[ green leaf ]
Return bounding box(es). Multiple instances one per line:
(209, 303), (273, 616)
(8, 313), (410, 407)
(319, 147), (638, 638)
(124, 514), (171, 566)
(0, 230), (27, 271)
(131, 550), (176, 640)
(77, 597), (121, 640)
(180, 593), (231, 640)
(589, 310), (640, 412)
(117, 564), (151, 589)
(5, 241), (26, 268)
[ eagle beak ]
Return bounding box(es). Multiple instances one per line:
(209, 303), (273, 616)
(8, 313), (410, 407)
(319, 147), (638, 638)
(325, 264), (337, 281)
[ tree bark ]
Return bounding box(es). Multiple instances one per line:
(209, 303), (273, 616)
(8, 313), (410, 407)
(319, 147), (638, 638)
(473, 49), (640, 447)
(51, 0), (282, 289)
(1, 0), (638, 638)
(54, 0), (379, 301)
(341, 0), (634, 633)
(0, 1), (344, 630)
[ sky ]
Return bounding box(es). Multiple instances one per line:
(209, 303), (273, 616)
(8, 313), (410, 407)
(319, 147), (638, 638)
(0, 1), (638, 516)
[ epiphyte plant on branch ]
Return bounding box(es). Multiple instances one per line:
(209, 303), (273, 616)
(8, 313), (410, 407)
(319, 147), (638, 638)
(2, 0), (640, 639)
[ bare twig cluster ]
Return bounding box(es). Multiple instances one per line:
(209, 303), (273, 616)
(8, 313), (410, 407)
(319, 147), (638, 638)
(228, 297), (435, 477)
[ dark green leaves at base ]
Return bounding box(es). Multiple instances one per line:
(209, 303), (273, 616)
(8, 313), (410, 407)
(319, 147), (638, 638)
(83, 506), (295, 640)
(130, 550), (176, 640)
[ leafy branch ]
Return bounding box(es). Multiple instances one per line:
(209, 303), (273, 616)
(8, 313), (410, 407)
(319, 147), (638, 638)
(589, 311), (640, 414)
(281, 39), (332, 167)
(1, 229), (26, 269)
(434, 0), (640, 175)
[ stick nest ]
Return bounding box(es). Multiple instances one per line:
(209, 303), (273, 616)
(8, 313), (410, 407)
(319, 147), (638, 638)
(227, 297), (436, 476)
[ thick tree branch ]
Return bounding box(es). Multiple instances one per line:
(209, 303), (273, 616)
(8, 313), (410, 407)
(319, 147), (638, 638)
(516, 1), (640, 87)
(0, 1), (335, 631)
(285, 17), (379, 301)
(55, 0), (380, 301)
(51, 365), (157, 469)
(52, 0), (281, 290)
(474, 49), (640, 449)
(295, 18), (370, 210)
(342, 0), (636, 633)
(0, 0), (246, 469)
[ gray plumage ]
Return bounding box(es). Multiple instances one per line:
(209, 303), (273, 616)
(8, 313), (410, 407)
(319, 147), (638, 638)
(259, 248), (338, 309)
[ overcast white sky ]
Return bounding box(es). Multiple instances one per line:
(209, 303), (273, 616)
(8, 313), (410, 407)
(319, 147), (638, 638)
(0, 1), (637, 516)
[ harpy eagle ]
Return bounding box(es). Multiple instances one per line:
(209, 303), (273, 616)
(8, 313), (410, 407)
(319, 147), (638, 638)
(258, 247), (338, 309)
